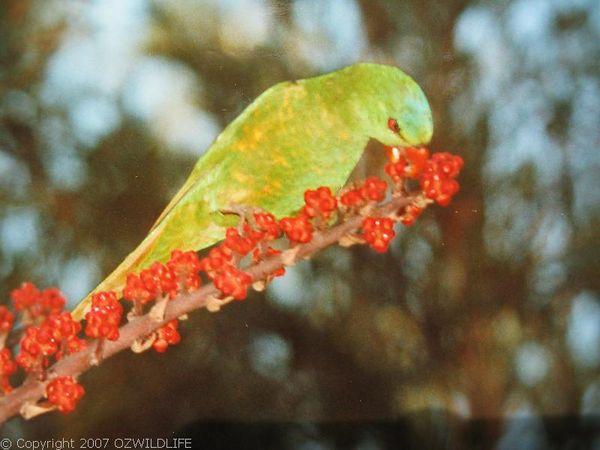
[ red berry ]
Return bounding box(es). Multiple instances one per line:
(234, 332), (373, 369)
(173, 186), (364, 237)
(199, 245), (233, 276)
(36, 288), (66, 318)
(401, 204), (424, 226)
(213, 265), (252, 300)
(10, 282), (40, 312)
(123, 273), (156, 305)
(153, 320), (181, 353)
(420, 171), (460, 206)
(429, 152), (464, 178)
(384, 159), (406, 184)
(23, 325), (56, 358)
(46, 376), (85, 414)
(0, 348), (17, 393)
(85, 291), (123, 341)
(224, 227), (256, 256)
(0, 306), (15, 334)
(16, 311), (86, 371)
(148, 262), (178, 299)
(167, 250), (202, 292)
(419, 152), (463, 206)
(362, 217), (396, 253)
(0, 349), (16, 376)
(304, 187), (337, 218)
(360, 176), (388, 201)
(254, 212), (280, 241)
(243, 222), (265, 243)
(385, 147), (431, 183)
(125, 262), (179, 302)
(43, 312), (86, 360)
(280, 214), (313, 243)
(16, 327), (45, 372)
(44, 312), (81, 341)
(10, 283), (66, 320)
(340, 188), (365, 208)
(404, 147), (430, 177)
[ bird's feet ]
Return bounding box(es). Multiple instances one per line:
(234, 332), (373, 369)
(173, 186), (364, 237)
(220, 204), (264, 231)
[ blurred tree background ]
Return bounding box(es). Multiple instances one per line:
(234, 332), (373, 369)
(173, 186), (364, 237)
(1, 0), (599, 447)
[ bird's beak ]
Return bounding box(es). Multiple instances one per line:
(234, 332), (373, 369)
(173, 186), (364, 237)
(385, 145), (403, 163)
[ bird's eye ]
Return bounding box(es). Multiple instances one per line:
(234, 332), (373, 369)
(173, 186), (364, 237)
(388, 118), (400, 133)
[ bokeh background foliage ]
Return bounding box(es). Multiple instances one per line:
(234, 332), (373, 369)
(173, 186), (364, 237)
(1, 0), (599, 446)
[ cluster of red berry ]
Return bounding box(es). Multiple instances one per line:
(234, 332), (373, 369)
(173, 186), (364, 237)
(10, 282), (65, 323)
(340, 176), (388, 208)
(124, 251), (202, 308)
(420, 152), (463, 206)
(85, 291), (123, 341)
(198, 211), (285, 299)
(16, 311), (86, 372)
(384, 146), (463, 224)
(46, 376), (85, 414)
(0, 147), (463, 416)
(0, 348), (16, 394)
(0, 283), (89, 411)
(153, 320), (181, 353)
(0, 306), (14, 336)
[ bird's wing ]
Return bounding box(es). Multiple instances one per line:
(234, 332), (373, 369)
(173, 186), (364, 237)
(148, 80), (296, 233)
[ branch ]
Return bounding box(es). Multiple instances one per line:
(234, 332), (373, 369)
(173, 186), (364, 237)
(0, 193), (415, 424)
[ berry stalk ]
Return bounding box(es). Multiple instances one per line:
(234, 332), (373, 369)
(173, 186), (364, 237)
(0, 148), (464, 423)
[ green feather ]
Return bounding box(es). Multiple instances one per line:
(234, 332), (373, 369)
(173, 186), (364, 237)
(71, 63), (432, 319)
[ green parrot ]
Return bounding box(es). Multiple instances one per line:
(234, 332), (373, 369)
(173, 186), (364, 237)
(72, 63), (432, 319)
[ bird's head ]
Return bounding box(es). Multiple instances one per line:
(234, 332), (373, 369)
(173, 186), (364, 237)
(346, 64), (433, 149)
